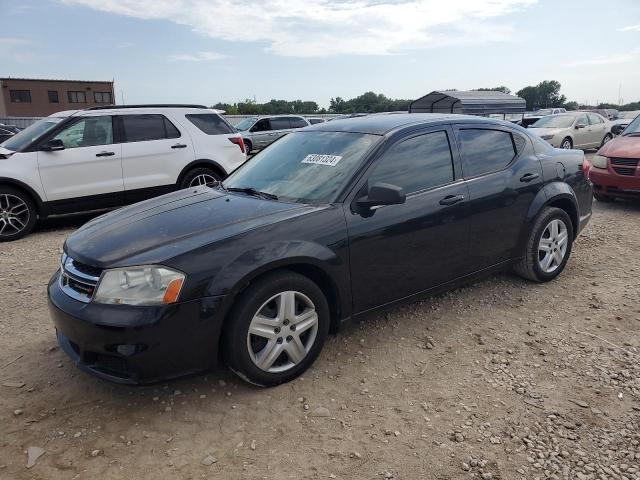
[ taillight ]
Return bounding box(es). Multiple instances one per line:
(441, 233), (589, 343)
(581, 157), (590, 177)
(228, 136), (245, 154)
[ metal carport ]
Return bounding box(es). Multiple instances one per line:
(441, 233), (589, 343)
(409, 90), (526, 118)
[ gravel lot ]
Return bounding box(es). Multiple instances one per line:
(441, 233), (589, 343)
(1, 164), (639, 480)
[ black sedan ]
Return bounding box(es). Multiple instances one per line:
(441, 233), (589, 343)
(48, 114), (593, 386)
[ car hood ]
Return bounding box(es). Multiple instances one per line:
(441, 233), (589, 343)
(529, 127), (565, 136)
(64, 187), (319, 267)
(597, 135), (640, 158)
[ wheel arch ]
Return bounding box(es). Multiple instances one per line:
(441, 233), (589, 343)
(0, 177), (45, 216)
(176, 159), (228, 186)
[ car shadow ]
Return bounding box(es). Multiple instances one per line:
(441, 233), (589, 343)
(34, 210), (109, 233)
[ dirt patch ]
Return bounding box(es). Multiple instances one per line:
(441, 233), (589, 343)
(1, 197), (639, 480)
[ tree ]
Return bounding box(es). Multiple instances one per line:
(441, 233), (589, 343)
(516, 80), (566, 110)
(329, 92), (411, 114)
(475, 86), (511, 94)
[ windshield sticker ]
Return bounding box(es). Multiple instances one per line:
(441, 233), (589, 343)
(302, 154), (343, 166)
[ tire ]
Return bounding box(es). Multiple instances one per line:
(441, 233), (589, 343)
(594, 193), (614, 203)
(601, 133), (613, 147)
(560, 137), (573, 149)
(514, 207), (574, 283)
(0, 186), (37, 242)
(243, 140), (252, 155)
(180, 167), (222, 189)
(223, 270), (330, 387)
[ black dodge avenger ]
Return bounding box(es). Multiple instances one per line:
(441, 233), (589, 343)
(48, 114), (593, 386)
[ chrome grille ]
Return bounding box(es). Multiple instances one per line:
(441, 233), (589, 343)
(59, 253), (102, 303)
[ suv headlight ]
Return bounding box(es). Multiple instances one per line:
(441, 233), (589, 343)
(592, 155), (608, 169)
(94, 266), (185, 306)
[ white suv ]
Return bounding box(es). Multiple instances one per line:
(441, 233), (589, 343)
(0, 105), (247, 241)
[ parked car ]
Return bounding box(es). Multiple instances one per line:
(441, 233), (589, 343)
(590, 113), (640, 202)
(307, 118), (326, 125)
(534, 108), (567, 116)
(234, 115), (310, 153)
(0, 104), (247, 241)
(611, 110), (639, 135)
(48, 114), (592, 386)
(518, 109), (564, 128)
(529, 112), (613, 149)
(0, 125), (20, 143)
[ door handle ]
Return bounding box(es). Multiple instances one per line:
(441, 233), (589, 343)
(519, 172), (540, 182)
(439, 194), (465, 206)
(95, 151), (115, 157)
(171, 143), (188, 149)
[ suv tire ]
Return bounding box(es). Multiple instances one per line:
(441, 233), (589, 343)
(0, 186), (37, 242)
(243, 140), (252, 155)
(180, 167), (222, 189)
(514, 207), (574, 283)
(223, 271), (330, 387)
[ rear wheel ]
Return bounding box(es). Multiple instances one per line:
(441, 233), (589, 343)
(514, 207), (573, 282)
(560, 137), (573, 149)
(0, 186), (37, 242)
(180, 167), (221, 189)
(223, 271), (330, 387)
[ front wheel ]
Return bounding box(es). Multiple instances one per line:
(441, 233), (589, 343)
(223, 271), (330, 387)
(560, 137), (573, 149)
(514, 207), (574, 282)
(180, 168), (221, 189)
(601, 133), (613, 147)
(0, 187), (37, 242)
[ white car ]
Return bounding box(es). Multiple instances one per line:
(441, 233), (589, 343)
(528, 112), (613, 150)
(0, 104), (247, 241)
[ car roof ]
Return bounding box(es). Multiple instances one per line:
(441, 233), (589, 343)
(305, 113), (515, 135)
(48, 106), (224, 118)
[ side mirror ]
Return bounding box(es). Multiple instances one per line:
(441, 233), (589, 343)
(611, 124), (625, 136)
(356, 182), (406, 209)
(41, 139), (65, 151)
(575, 123), (586, 129)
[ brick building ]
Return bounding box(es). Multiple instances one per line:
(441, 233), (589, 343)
(0, 78), (115, 117)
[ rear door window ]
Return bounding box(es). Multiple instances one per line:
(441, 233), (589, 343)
(289, 117), (309, 128)
(186, 114), (235, 135)
(458, 129), (516, 178)
(121, 114), (181, 142)
(270, 117), (292, 130)
(367, 130), (454, 194)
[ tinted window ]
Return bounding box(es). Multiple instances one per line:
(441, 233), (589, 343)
(121, 114), (180, 142)
(588, 113), (603, 125)
(289, 117), (309, 128)
(52, 116), (113, 148)
(270, 117), (291, 130)
(368, 131), (454, 194)
(186, 114), (234, 135)
(10, 90), (31, 103)
(458, 129), (516, 177)
(251, 119), (271, 132)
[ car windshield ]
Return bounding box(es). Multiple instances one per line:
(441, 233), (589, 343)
(622, 115), (640, 135)
(1, 117), (65, 151)
(619, 111), (639, 120)
(531, 115), (575, 129)
(234, 117), (257, 131)
(223, 131), (380, 203)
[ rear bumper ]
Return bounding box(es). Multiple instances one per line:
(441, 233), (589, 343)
(590, 166), (640, 199)
(48, 269), (228, 384)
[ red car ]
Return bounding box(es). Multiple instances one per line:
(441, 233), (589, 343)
(590, 114), (640, 202)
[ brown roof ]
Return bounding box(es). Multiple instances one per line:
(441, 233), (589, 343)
(0, 77), (113, 84)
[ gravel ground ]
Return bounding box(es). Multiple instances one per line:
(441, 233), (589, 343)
(1, 174), (639, 479)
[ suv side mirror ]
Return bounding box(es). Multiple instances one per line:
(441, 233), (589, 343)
(41, 139), (65, 151)
(356, 183), (406, 209)
(575, 123), (586, 129)
(611, 124), (625, 136)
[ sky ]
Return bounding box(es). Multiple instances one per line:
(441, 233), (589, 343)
(1, 0), (639, 109)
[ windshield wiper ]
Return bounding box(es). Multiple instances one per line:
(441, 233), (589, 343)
(227, 187), (278, 200)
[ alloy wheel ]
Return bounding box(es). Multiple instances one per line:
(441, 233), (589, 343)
(538, 219), (568, 274)
(0, 194), (30, 238)
(188, 173), (218, 188)
(246, 290), (319, 373)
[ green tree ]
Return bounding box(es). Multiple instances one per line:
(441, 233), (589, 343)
(475, 86), (511, 94)
(516, 80), (566, 110)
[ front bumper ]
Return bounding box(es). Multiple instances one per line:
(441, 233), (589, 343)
(48, 270), (228, 384)
(590, 165), (640, 199)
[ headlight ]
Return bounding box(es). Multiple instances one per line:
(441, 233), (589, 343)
(94, 266), (185, 305)
(540, 134), (554, 140)
(592, 155), (608, 169)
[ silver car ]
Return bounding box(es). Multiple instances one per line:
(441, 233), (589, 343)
(529, 112), (613, 150)
(234, 115), (310, 153)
